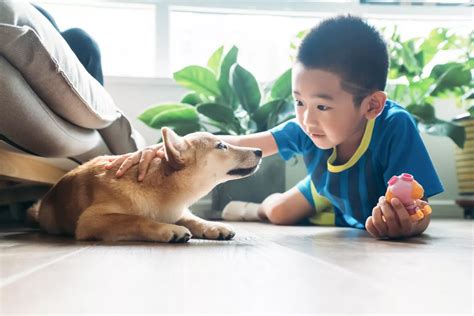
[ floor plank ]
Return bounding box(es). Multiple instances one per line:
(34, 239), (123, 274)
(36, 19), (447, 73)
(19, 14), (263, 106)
(0, 220), (472, 313)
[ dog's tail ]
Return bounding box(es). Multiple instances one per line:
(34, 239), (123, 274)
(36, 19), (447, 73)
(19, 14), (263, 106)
(25, 200), (41, 226)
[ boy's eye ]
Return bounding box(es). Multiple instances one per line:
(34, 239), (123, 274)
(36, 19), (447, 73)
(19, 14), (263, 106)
(317, 105), (329, 111)
(216, 142), (228, 150)
(294, 100), (304, 107)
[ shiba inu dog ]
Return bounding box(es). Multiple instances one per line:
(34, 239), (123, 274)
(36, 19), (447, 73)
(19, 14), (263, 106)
(30, 127), (262, 243)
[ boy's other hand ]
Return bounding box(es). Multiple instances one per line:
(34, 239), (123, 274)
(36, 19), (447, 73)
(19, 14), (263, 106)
(365, 197), (431, 239)
(104, 144), (165, 181)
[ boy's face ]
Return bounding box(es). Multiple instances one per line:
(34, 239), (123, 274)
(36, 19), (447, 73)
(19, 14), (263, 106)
(292, 63), (368, 150)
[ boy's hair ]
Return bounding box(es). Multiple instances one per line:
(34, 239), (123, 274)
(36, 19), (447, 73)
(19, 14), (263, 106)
(297, 15), (389, 106)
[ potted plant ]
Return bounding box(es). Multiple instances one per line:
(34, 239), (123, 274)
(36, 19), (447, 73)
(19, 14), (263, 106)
(138, 46), (295, 210)
(385, 27), (473, 203)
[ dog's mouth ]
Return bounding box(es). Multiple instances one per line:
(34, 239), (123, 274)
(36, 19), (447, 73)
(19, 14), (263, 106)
(227, 164), (259, 177)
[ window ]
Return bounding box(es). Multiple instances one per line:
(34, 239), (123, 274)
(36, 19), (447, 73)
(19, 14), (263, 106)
(34, 1), (156, 77)
(35, 1), (471, 80)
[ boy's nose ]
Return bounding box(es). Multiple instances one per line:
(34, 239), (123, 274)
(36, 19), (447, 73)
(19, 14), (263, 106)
(303, 107), (318, 126)
(254, 149), (263, 157)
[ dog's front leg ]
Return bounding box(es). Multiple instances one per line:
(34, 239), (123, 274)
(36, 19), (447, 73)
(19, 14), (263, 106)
(76, 205), (192, 243)
(176, 209), (235, 240)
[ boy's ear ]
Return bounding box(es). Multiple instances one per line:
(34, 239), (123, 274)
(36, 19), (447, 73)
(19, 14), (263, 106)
(161, 127), (187, 170)
(362, 91), (386, 120)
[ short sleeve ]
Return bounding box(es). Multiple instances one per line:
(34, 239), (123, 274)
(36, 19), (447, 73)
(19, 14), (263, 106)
(269, 119), (315, 161)
(379, 111), (444, 198)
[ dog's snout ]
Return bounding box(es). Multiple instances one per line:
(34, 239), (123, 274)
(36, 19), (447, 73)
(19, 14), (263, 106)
(254, 149), (263, 157)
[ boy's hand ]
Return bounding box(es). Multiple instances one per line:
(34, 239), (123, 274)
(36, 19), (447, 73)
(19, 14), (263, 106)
(104, 144), (165, 181)
(365, 197), (431, 239)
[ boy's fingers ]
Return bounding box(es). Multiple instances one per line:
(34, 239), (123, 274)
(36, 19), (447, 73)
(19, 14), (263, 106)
(104, 155), (128, 169)
(380, 198), (401, 238)
(391, 198), (412, 236)
(116, 153), (141, 177)
(156, 149), (166, 159)
(365, 216), (381, 238)
(137, 150), (155, 181)
(372, 205), (388, 237)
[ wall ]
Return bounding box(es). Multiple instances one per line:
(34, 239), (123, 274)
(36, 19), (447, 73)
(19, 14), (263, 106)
(105, 77), (464, 217)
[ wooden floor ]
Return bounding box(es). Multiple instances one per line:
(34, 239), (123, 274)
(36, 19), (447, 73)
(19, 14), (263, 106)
(0, 220), (472, 314)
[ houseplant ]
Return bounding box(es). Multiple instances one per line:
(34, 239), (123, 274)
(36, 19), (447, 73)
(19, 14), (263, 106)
(138, 46), (295, 210)
(385, 27), (474, 197)
(385, 27), (473, 148)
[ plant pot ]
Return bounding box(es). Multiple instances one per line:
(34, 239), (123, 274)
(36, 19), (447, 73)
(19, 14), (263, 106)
(454, 115), (474, 218)
(211, 155), (286, 211)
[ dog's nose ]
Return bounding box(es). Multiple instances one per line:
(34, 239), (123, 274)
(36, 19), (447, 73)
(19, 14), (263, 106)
(254, 149), (263, 157)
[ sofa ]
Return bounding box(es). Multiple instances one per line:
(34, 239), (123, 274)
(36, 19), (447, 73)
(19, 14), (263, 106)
(0, 0), (144, 189)
(0, 0), (146, 222)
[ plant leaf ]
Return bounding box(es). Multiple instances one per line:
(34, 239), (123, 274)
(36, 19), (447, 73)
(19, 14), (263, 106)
(406, 103), (436, 123)
(401, 40), (421, 75)
(138, 103), (188, 126)
(419, 119), (466, 149)
(174, 66), (220, 97)
(429, 63), (472, 95)
(230, 64), (261, 114)
(196, 103), (237, 126)
(207, 45), (224, 77)
(218, 46), (239, 108)
(271, 69), (292, 100)
(180, 92), (203, 106)
(252, 100), (283, 130)
(139, 104), (199, 129)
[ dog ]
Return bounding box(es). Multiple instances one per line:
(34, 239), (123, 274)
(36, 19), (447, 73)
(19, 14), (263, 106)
(29, 127), (262, 243)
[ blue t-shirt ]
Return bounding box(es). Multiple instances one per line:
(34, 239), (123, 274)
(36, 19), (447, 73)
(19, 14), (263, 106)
(270, 100), (444, 228)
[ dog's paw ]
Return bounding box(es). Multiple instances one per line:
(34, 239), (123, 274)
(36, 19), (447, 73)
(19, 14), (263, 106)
(196, 222), (235, 240)
(159, 225), (192, 243)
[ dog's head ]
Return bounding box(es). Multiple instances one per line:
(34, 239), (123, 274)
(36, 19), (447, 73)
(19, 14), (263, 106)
(161, 127), (262, 186)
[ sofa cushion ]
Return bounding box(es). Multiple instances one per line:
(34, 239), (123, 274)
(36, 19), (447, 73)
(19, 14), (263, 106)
(0, 55), (111, 160)
(0, 0), (118, 129)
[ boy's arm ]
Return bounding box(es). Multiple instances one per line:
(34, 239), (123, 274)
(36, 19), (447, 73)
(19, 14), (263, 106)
(106, 132), (279, 180)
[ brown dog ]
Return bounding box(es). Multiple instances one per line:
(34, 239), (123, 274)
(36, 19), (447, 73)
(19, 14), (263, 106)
(32, 127), (262, 242)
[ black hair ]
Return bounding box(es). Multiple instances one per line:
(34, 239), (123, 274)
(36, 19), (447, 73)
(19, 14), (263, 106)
(297, 15), (389, 106)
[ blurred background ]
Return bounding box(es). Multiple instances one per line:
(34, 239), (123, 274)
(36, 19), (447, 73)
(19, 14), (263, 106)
(24, 0), (474, 217)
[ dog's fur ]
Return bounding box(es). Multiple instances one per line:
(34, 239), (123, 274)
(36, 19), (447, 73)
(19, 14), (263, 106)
(31, 127), (261, 243)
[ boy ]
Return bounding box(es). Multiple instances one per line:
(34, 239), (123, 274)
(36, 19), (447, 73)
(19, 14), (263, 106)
(106, 15), (443, 239)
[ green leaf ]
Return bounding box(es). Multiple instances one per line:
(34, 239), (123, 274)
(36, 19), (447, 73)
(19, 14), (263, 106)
(230, 64), (261, 114)
(401, 40), (421, 75)
(138, 103), (199, 130)
(468, 106), (474, 117)
(150, 108), (199, 129)
(252, 100), (283, 130)
(138, 103), (187, 126)
(174, 66), (220, 97)
(406, 103), (436, 123)
(196, 103), (237, 126)
(419, 28), (447, 65)
(180, 92), (203, 106)
(430, 63), (472, 95)
(218, 46), (239, 108)
(169, 122), (202, 136)
(207, 45), (224, 76)
(271, 69), (292, 100)
(419, 119), (466, 149)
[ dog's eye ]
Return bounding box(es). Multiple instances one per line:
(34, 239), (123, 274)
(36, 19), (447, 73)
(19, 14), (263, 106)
(216, 142), (228, 150)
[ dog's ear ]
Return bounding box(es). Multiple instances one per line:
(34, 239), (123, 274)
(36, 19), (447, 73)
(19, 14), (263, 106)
(161, 127), (187, 170)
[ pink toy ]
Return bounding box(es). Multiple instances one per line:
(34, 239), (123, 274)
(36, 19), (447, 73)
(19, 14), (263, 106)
(385, 173), (432, 221)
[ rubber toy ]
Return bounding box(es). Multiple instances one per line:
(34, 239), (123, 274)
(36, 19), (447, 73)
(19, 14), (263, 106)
(385, 173), (432, 221)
